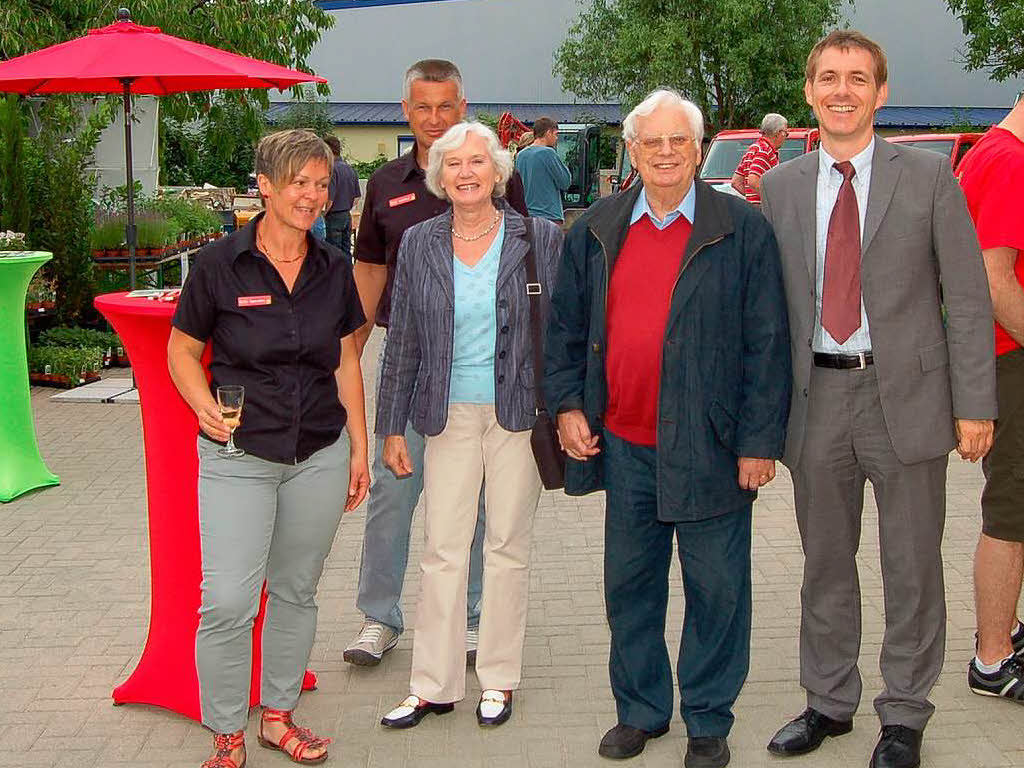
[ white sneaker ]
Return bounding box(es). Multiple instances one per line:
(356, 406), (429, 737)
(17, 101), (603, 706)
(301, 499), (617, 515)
(343, 620), (398, 666)
(466, 626), (479, 666)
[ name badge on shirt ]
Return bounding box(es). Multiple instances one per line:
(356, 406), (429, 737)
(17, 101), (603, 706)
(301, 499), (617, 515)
(388, 192), (417, 208)
(237, 295), (272, 307)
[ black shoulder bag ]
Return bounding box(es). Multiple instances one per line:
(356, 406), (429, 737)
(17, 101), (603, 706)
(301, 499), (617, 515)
(523, 222), (566, 490)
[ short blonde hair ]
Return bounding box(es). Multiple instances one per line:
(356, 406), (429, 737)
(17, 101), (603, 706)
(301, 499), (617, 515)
(424, 122), (514, 200)
(255, 129), (333, 188)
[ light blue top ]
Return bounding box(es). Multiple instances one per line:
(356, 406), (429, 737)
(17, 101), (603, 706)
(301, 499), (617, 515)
(515, 145), (571, 221)
(449, 218), (505, 404)
(630, 182), (697, 229)
(814, 139), (874, 354)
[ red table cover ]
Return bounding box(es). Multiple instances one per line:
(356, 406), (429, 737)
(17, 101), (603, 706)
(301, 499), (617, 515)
(95, 292), (315, 721)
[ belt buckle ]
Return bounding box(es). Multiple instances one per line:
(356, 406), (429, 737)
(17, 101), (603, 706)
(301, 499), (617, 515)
(526, 282), (542, 296)
(855, 351), (867, 370)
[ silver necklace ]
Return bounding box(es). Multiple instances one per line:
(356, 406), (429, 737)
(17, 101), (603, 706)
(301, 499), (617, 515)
(452, 210), (501, 242)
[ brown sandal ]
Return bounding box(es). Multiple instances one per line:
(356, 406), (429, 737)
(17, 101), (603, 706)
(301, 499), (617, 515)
(200, 731), (245, 768)
(257, 708), (332, 765)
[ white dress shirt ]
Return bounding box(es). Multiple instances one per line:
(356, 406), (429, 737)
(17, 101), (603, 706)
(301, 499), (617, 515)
(814, 138), (874, 354)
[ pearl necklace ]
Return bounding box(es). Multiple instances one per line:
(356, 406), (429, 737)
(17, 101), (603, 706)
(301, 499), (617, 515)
(257, 226), (306, 264)
(452, 210), (502, 242)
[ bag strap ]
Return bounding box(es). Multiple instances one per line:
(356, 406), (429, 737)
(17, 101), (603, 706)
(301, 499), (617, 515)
(522, 220), (548, 415)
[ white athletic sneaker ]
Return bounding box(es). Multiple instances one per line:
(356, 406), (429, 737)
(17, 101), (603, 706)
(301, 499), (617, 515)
(343, 620), (398, 666)
(466, 626), (479, 666)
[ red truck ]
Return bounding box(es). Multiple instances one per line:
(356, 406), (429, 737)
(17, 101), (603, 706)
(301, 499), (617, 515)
(886, 132), (984, 171)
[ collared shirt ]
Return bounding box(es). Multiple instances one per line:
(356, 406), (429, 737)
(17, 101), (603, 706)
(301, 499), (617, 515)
(629, 181), (697, 229)
(327, 158), (360, 213)
(172, 212), (365, 464)
(353, 145), (529, 328)
(814, 139), (874, 353)
(736, 136), (780, 204)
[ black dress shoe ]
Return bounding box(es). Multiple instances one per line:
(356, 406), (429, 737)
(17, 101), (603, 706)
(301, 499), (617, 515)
(380, 695), (454, 729)
(870, 725), (922, 768)
(476, 689), (512, 726)
(766, 708), (853, 755)
(685, 736), (730, 768)
(598, 723), (670, 759)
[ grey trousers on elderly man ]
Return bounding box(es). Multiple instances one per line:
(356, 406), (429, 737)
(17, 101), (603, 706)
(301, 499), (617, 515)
(410, 403), (542, 703)
(195, 433), (349, 734)
(793, 366), (948, 731)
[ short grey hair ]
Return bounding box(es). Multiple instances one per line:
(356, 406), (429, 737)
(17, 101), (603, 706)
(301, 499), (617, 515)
(622, 88), (704, 147)
(760, 113), (788, 136)
(424, 122), (513, 201)
(403, 59), (465, 102)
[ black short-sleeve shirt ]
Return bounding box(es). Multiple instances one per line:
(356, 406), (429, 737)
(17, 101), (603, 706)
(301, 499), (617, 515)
(353, 145), (529, 328)
(172, 213), (366, 464)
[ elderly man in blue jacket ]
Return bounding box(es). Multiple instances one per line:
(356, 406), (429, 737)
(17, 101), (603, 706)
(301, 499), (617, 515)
(544, 89), (791, 768)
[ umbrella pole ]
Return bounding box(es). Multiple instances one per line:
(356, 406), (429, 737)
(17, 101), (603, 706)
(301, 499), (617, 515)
(121, 78), (137, 290)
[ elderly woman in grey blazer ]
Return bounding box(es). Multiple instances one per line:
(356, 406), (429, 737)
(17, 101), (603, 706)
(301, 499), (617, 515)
(376, 121), (562, 730)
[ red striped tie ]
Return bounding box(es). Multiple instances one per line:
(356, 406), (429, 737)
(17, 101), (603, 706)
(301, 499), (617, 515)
(821, 161), (861, 344)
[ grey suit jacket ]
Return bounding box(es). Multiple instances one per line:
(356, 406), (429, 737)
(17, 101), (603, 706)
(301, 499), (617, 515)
(376, 201), (562, 437)
(760, 137), (996, 467)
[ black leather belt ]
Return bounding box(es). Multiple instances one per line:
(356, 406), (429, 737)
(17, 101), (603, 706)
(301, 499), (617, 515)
(813, 351), (873, 369)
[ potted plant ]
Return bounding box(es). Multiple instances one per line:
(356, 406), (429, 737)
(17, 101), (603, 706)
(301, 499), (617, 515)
(90, 214), (126, 258)
(28, 344), (104, 388)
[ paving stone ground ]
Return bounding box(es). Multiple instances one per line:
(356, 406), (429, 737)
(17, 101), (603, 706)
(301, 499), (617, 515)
(1, 329), (1022, 768)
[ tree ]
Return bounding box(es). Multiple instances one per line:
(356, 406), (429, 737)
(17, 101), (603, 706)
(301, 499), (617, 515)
(554, 0), (847, 133)
(23, 97), (112, 324)
(946, 1), (1024, 82)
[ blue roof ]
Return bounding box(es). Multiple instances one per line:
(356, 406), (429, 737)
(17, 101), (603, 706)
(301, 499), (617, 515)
(875, 105), (1010, 128)
(265, 102), (623, 126)
(265, 102), (1010, 130)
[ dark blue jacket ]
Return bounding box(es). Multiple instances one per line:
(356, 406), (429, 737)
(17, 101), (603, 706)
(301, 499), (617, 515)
(543, 180), (792, 522)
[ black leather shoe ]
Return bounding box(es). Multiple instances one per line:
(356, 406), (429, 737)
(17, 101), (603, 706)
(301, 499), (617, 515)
(685, 736), (730, 768)
(870, 725), (922, 768)
(766, 708), (853, 755)
(476, 689), (512, 726)
(380, 695), (454, 729)
(598, 723), (670, 759)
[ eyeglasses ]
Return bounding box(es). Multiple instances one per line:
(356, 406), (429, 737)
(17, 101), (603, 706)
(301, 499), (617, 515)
(635, 133), (694, 151)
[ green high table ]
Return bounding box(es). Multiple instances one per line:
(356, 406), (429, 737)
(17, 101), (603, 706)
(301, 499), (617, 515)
(0, 251), (59, 502)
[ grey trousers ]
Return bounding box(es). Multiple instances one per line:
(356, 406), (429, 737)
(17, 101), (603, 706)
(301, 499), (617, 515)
(196, 433), (349, 734)
(792, 365), (948, 731)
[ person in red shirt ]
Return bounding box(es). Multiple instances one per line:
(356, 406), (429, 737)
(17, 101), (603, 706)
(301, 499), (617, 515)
(958, 98), (1024, 702)
(730, 113), (788, 204)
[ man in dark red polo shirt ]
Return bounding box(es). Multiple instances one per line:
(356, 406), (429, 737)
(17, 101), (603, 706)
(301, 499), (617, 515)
(344, 59), (527, 668)
(958, 97), (1024, 703)
(730, 113), (788, 204)
(544, 89), (791, 768)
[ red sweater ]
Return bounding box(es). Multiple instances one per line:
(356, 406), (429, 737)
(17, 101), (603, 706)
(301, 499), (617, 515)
(605, 214), (693, 446)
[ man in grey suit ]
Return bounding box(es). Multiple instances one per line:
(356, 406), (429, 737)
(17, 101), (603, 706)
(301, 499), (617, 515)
(760, 30), (997, 768)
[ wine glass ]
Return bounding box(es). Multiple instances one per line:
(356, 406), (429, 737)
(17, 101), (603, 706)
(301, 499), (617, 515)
(216, 385), (245, 458)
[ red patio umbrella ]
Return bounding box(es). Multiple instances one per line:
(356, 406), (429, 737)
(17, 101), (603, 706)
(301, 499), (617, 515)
(0, 7), (327, 287)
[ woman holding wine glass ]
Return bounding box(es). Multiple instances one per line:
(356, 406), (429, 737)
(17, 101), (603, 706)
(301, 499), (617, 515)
(168, 129), (369, 768)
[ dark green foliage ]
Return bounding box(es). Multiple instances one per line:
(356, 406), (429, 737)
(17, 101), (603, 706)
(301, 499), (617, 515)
(0, 96), (30, 234)
(23, 98), (112, 325)
(554, 0), (847, 133)
(947, 1), (1024, 82)
(350, 154), (390, 179)
(39, 326), (119, 351)
(26, 345), (105, 379)
(161, 95), (262, 189)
